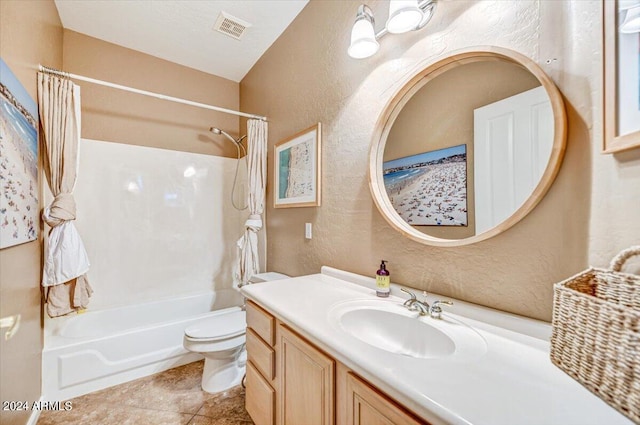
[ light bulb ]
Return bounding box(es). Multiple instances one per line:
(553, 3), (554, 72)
(386, 0), (423, 34)
(348, 7), (379, 59)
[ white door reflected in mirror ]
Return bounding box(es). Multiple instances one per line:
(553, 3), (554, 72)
(474, 86), (553, 234)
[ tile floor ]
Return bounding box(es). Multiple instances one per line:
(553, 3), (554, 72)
(37, 361), (254, 425)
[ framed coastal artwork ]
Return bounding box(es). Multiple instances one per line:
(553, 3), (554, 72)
(603, 0), (640, 153)
(274, 123), (321, 208)
(383, 144), (467, 226)
(0, 58), (39, 249)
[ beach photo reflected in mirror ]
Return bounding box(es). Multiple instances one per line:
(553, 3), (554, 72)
(369, 48), (567, 246)
(384, 144), (468, 228)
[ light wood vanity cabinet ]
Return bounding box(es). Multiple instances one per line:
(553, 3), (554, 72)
(345, 372), (424, 425)
(279, 324), (335, 425)
(246, 361), (275, 425)
(245, 300), (428, 425)
(245, 301), (276, 425)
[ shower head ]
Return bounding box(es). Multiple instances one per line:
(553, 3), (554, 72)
(209, 127), (243, 145)
(209, 127), (235, 143)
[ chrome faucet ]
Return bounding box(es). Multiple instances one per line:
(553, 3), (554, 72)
(400, 288), (453, 319)
(429, 300), (453, 319)
(401, 288), (430, 315)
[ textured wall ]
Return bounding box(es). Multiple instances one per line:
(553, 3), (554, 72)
(63, 30), (241, 157)
(0, 2), (63, 423)
(241, 0), (640, 321)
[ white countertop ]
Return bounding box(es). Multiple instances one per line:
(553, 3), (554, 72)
(241, 267), (633, 425)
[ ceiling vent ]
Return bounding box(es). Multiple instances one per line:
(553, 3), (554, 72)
(213, 11), (252, 40)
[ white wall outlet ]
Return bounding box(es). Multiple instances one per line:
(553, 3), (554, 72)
(305, 223), (312, 239)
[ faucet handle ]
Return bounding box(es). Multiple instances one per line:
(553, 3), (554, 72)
(400, 288), (416, 301)
(429, 300), (453, 319)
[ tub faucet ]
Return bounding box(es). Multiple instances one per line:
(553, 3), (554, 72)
(400, 288), (453, 319)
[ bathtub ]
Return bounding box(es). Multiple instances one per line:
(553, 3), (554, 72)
(42, 289), (243, 401)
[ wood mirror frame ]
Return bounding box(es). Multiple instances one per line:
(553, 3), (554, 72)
(368, 47), (567, 247)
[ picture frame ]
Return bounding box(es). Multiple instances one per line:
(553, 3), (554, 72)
(603, 0), (640, 153)
(0, 58), (39, 249)
(383, 144), (468, 227)
(274, 123), (321, 208)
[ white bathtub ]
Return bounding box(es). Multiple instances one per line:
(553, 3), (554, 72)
(42, 289), (243, 401)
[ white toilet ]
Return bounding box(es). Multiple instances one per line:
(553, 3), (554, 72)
(183, 272), (289, 393)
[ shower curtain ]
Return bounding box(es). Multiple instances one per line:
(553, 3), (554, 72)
(236, 119), (267, 287)
(38, 72), (92, 317)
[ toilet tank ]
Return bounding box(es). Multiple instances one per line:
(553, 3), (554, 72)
(249, 272), (289, 283)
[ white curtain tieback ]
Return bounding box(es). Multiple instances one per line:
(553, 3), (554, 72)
(43, 193), (77, 227)
(245, 214), (262, 231)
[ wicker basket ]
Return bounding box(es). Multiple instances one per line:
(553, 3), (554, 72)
(550, 246), (640, 423)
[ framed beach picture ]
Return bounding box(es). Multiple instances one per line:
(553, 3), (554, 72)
(0, 58), (39, 249)
(274, 123), (321, 208)
(383, 144), (467, 226)
(603, 0), (640, 153)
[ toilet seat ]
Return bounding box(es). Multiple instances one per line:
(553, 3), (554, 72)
(184, 310), (246, 341)
(183, 271), (289, 393)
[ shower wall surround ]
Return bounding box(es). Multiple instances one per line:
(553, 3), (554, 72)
(72, 139), (247, 311)
(240, 0), (640, 321)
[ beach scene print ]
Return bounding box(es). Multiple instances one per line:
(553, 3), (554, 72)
(1, 58), (38, 248)
(384, 144), (467, 226)
(277, 132), (315, 203)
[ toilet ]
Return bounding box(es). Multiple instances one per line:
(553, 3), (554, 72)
(183, 272), (289, 393)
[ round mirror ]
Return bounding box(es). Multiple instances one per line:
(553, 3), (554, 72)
(369, 47), (567, 247)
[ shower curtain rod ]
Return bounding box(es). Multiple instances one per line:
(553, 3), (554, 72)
(38, 64), (268, 121)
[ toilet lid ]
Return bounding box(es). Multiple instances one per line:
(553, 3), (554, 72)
(184, 310), (246, 340)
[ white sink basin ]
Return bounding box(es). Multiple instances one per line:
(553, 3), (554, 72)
(329, 299), (487, 360)
(339, 308), (455, 358)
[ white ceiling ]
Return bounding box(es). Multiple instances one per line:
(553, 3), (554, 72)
(54, 0), (309, 82)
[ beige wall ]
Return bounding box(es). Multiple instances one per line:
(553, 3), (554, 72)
(0, 1), (63, 424)
(241, 0), (640, 321)
(63, 30), (241, 156)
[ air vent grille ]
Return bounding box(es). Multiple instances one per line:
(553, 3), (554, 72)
(213, 11), (252, 40)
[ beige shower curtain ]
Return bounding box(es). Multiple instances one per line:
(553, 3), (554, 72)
(236, 119), (267, 287)
(38, 72), (92, 317)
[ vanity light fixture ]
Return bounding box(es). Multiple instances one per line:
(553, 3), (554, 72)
(348, 5), (380, 59)
(348, 0), (437, 59)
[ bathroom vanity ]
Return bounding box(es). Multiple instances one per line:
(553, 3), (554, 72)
(245, 299), (422, 425)
(241, 267), (633, 425)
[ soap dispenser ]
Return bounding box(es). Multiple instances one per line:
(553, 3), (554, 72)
(376, 260), (390, 298)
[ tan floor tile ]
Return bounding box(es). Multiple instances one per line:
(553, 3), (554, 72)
(76, 361), (211, 415)
(115, 362), (213, 414)
(68, 361), (207, 407)
(37, 361), (252, 424)
(196, 386), (252, 423)
(38, 403), (194, 425)
(37, 401), (105, 425)
(188, 415), (254, 425)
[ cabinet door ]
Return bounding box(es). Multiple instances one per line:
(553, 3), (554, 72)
(279, 324), (335, 425)
(246, 361), (275, 425)
(346, 373), (426, 425)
